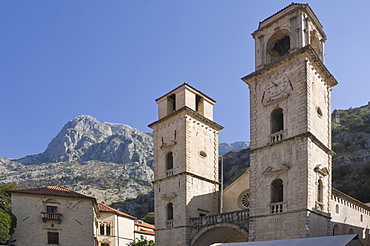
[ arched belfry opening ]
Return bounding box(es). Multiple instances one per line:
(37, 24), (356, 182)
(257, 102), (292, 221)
(271, 108), (284, 134)
(166, 152), (173, 170)
(271, 179), (283, 203)
(167, 203), (173, 220)
(310, 30), (323, 61)
(266, 30), (291, 63)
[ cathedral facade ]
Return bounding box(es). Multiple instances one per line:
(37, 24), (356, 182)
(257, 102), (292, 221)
(149, 4), (370, 246)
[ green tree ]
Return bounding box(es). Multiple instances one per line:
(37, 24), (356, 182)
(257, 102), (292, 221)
(0, 208), (14, 243)
(0, 183), (20, 244)
(127, 238), (155, 246)
(141, 212), (154, 224)
(0, 183), (20, 211)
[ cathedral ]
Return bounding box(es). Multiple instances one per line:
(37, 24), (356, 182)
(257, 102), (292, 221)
(148, 3), (370, 246)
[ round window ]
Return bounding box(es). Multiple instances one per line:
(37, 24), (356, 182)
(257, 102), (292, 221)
(199, 151), (207, 158)
(317, 107), (323, 117)
(238, 190), (250, 209)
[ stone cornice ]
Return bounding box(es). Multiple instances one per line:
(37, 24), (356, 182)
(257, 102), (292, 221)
(250, 131), (335, 156)
(241, 45), (338, 88)
(249, 207), (331, 220)
(153, 171), (220, 185)
(148, 106), (223, 131)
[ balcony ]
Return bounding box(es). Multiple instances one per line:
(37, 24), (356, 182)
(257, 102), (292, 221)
(166, 169), (173, 177)
(190, 209), (249, 227)
(166, 220), (173, 228)
(41, 212), (62, 223)
(270, 131), (283, 143)
(270, 202), (283, 214)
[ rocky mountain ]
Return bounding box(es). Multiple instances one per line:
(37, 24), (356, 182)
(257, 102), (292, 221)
(0, 116), (154, 215)
(331, 102), (370, 202)
(17, 115), (153, 166)
(219, 141), (249, 155)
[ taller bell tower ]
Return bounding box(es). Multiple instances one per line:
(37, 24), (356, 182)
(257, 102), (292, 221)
(242, 4), (337, 241)
(149, 83), (223, 246)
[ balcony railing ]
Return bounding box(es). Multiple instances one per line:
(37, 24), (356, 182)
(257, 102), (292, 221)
(166, 169), (173, 177)
(190, 209), (249, 227)
(41, 212), (62, 222)
(270, 202), (283, 214)
(270, 131), (283, 143)
(166, 220), (173, 228)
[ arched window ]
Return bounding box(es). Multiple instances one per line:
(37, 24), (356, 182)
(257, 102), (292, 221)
(349, 228), (355, 235)
(333, 224), (340, 236)
(335, 204), (339, 214)
(271, 179), (283, 203)
(167, 203), (173, 220)
(310, 31), (323, 61)
(271, 108), (284, 134)
(166, 152), (173, 170)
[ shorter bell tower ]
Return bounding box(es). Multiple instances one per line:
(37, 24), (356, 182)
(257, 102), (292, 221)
(149, 83), (223, 246)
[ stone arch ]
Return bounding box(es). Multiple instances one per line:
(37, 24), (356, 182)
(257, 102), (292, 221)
(310, 30), (323, 60)
(333, 224), (340, 235)
(191, 223), (249, 246)
(167, 202), (173, 220)
(270, 108), (284, 134)
(271, 178), (283, 203)
(166, 152), (173, 170)
(265, 28), (291, 63)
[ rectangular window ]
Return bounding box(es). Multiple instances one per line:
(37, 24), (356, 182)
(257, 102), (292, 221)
(196, 95), (202, 112)
(106, 224), (111, 236)
(100, 224), (105, 235)
(101, 244), (110, 246)
(47, 232), (59, 244)
(47, 205), (58, 213)
(167, 94), (176, 114)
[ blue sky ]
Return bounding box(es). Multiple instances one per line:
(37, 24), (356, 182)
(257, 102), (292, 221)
(1, 1), (370, 159)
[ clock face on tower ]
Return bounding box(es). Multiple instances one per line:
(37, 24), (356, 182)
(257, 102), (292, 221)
(266, 75), (289, 97)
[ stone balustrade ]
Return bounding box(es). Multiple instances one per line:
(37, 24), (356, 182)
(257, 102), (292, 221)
(166, 169), (173, 177)
(190, 209), (249, 227)
(270, 202), (283, 214)
(270, 131), (283, 143)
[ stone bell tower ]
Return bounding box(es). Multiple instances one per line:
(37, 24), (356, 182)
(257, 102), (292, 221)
(148, 83), (223, 246)
(242, 3), (338, 241)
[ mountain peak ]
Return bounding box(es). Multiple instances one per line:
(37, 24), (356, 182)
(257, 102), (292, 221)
(17, 116), (153, 165)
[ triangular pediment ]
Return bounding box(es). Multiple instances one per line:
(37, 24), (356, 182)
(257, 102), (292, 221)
(161, 192), (177, 200)
(314, 164), (329, 176)
(263, 163), (290, 175)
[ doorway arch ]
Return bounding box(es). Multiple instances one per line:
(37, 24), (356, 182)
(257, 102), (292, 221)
(191, 223), (248, 246)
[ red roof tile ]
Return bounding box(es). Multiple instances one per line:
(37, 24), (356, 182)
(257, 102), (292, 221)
(135, 220), (155, 229)
(98, 203), (136, 220)
(8, 186), (95, 200)
(134, 229), (155, 235)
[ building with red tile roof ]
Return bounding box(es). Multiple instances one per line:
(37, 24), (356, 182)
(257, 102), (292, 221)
(134, 220), (155, 242)
(8, 186), (155, 246)
(9, 186), (99, 246)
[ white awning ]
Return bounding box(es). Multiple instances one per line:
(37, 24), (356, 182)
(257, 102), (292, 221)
(211, 234), (362, 246)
